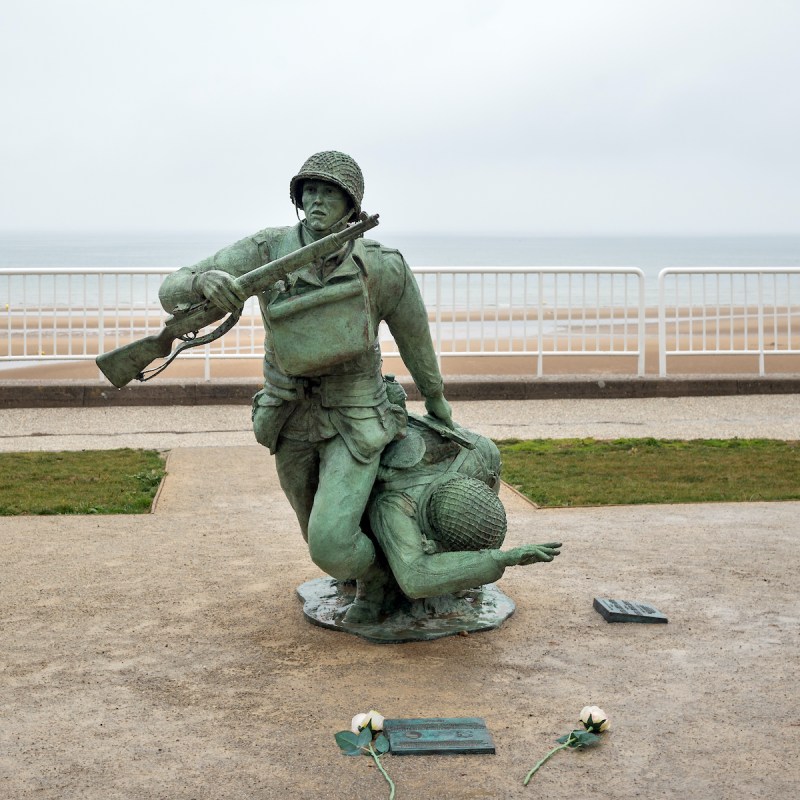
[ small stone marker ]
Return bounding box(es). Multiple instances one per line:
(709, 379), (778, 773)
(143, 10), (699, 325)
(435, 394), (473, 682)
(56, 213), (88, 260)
(383, 717), (495, 755)
(593, 597), (668, 623)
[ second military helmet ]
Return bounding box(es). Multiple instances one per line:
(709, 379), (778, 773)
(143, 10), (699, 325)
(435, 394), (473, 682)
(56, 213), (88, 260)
(420, 475), (507, 552)
(289, 151), (364, 221)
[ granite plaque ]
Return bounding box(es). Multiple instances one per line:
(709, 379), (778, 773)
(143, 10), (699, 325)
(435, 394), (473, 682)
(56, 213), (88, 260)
(593, 597), (668, 623)
(383, 717), (495, 755)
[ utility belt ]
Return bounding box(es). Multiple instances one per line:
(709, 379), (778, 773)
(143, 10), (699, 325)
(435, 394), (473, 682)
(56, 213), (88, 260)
(300, 370), (388, 408)
(253, 369), (392, 454)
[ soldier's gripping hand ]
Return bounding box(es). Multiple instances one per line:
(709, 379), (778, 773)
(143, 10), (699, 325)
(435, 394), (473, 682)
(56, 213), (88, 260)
(194, 270), (248, 314)
(496, 543), (562, 567)
(424, 393), (454, 429)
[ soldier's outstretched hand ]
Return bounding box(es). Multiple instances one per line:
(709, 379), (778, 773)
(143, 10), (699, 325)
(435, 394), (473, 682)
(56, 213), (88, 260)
(500, 543), (562, 567)
(195, 270), (248, 314)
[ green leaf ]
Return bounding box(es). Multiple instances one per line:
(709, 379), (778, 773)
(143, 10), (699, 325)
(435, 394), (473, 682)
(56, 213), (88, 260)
(563, 729), (601, 748)
(357, 727), (373, 749)
(556, 731), (580, 746)
(374, 734), (390, 754)
(334, 730), (361, 754)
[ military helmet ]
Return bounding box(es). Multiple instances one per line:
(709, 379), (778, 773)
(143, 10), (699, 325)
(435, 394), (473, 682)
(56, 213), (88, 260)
(420, 475), (507, 552)
(289, 151), (364, 221)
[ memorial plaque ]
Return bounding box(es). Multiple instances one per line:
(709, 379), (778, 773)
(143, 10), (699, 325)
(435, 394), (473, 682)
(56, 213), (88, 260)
(383, 717), (495, 755)
(593, 597), (668, 623)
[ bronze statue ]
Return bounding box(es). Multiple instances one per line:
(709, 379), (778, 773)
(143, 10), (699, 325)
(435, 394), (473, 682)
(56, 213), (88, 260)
(335, 401), (561, 629)
(367, 410), (560, 601)
(158, 152), (454, 613)
(100, 151), (561, 638)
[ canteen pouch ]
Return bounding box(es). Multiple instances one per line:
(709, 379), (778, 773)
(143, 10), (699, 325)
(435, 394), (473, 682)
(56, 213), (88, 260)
(266, 277), (375, 376)
(251, 389), (295, 453)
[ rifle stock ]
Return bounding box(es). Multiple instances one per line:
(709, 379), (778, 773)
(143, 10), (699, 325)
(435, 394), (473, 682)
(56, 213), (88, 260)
(96, 330), (176, 388)
(96, 213), (379, 388)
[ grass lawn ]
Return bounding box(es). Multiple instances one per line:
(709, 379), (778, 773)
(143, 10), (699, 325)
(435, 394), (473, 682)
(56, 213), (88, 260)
(0, 449), (166, 515)
(496, 438), (800, 507)
(1, 440), (797, 514)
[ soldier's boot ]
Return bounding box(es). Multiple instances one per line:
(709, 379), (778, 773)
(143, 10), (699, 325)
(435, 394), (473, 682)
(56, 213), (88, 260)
(342, 559), (404, 625)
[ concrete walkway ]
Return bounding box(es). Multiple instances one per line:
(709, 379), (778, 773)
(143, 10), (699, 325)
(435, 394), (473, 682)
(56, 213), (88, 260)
(2, 396), (799, 799)
(1, 394), (799, 451)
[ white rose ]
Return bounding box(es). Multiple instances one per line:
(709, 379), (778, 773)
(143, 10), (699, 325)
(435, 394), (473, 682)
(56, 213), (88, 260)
(579, 705), (610, 732)
(350, 713), (369, 734)
(350, 710), (385, 734)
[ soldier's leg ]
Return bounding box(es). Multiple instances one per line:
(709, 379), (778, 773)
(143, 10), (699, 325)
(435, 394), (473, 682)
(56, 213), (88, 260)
(273, 436), (320, 542)
(306, 436), (380, 581)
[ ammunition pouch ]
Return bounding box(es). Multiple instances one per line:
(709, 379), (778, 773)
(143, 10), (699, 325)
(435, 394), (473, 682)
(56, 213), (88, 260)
(265, 276), (375, 377)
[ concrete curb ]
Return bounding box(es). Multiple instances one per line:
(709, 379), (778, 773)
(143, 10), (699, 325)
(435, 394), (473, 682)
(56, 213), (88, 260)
(1, 375), (798, 407)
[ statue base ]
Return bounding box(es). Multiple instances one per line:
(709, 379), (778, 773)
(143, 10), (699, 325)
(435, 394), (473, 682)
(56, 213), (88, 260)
(296, 577), (515, 644)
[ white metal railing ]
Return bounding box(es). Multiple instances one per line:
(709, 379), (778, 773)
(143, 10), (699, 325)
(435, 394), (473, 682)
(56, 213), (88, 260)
(384, 267), (646, 376)
(1, 266), (647, 379)
(9, 266), (800, 379)
(658, 268), (800, 376)
(1, 267), (266, 381)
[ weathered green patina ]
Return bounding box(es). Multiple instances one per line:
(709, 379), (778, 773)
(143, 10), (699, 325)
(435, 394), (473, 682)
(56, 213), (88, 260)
(97, 213), (379, 387)
(383, 717), (496, 755)
(327, 408), (560, 635)
(149, 151), (560, 637)
(296, 577), (517, 643)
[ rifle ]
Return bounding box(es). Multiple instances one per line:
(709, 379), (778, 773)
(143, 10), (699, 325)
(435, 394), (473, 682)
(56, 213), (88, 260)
(96, 212), (380, 388)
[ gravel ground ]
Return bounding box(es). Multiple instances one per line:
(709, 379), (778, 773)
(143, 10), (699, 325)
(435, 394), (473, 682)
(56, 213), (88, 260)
(2, 396), (799, 799)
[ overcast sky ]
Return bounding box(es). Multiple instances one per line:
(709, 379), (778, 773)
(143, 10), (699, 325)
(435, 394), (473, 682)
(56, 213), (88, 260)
(2, 0), (799, 236)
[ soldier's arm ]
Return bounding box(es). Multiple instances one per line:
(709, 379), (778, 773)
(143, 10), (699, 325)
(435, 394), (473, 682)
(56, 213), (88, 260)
(379, 250), (453, 427)
(159, 233), (268, 314)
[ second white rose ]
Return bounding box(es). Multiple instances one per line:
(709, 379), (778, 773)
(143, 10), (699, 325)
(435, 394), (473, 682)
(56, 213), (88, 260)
(579, 706), (610, 732)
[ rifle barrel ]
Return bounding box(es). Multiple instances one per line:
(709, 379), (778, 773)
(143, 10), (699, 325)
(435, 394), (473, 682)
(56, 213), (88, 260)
(235, 212), (379, 297)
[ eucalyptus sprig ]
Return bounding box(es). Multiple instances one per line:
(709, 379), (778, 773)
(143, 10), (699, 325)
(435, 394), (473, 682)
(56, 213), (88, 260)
(523, 706), (610, 786)
(335, 711), (395, 799)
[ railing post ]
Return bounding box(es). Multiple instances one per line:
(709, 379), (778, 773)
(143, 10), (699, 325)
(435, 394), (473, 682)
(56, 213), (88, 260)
(658, 270), (667, 376)
(757, 272), (765, 376)
(435, 272), (442, 369)
(536, 272), (544, 377)
(97, 273), (105, 381)
(637, 271), (646, 376)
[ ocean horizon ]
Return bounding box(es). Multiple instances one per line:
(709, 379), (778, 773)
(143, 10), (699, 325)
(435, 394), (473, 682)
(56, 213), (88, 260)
(2, 231), (799, 311)
(1, 231), (799, 274)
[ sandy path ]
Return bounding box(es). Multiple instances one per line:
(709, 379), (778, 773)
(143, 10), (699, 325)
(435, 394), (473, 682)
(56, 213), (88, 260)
(2, 444), (799, 799)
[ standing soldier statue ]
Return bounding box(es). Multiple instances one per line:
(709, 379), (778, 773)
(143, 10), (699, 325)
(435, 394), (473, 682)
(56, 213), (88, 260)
(158, 151), (455, 621)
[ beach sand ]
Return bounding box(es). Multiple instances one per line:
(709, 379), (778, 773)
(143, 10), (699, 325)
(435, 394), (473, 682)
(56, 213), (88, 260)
(2, 307), (798, 380)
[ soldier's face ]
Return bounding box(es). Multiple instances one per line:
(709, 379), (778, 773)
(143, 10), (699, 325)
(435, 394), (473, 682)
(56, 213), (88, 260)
(302, 180), (351, 231)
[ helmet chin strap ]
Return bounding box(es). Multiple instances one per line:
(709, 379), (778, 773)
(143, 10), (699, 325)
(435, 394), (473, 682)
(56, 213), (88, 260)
(330, 206), (355, 230)
(299, 205), (355, 237)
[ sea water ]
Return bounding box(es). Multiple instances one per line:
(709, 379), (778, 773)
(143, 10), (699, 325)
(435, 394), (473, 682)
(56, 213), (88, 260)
(2, 231), (798, 270)
(1, 231), (798, 308)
